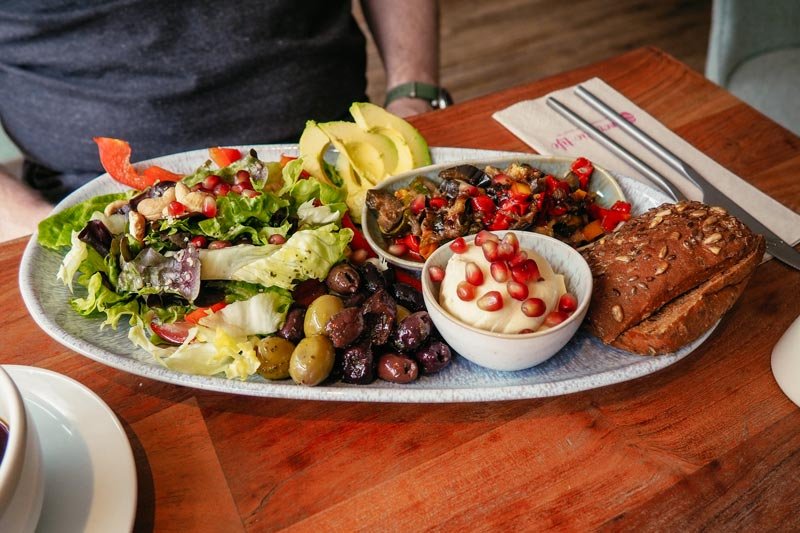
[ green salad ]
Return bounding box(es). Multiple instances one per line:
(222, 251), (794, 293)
(38, 148), (353, 380)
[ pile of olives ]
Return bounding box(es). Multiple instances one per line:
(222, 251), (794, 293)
(255, 261), (452, 386)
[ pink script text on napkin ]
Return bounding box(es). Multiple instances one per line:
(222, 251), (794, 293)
(551, 111), (637, 152)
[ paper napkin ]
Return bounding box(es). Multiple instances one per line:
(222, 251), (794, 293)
(492, 77), (800, 246)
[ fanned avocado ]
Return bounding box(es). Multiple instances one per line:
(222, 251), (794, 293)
(317, 121), (399, 186)
(335, 153), (367, 223)
(350, 102), (432, 167)
(298, 121), (331, 183)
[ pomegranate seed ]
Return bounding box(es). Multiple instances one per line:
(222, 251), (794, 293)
(207, 240), (231, 250)
(521, 298), (546, 317)
(519, 328), (535, 334)
(213, 183), (231, 197)
(506, 280), (529, 300)
(490, 261), (509, 282)
(410, 194), (426, 215)
(464, 185), (479, 197)
(477, 291), (504, 311)
(497, 242), (515, 261)
(231, 184), (244, 194)
(457, 281), (476, 301)
(543, 310), (569, 327)
(242, 188), (260, 198)
(202, 196), (217, 218)
(465, 262), (484, 286)
(508, 250), (528, 267)
(234, 169), (251, 185)
(388, 243), (408, 256)
(351, 249), (368, 263)
(475, 230), (499, 246)
(511, 259), (540, 284)
(449, 237), (467, 254)
(167, 201), (186, 217)
(428, 266), (445, 282)
(482, 240), (499, 262)
(268, 234), (287, 245)
(189, 235), (207, 249)
(202, 174), (221, 190)
(558, 293), (578, 313)
(501, 232), (520, 253)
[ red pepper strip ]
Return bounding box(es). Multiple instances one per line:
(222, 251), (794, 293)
(142, 165), (183, 183)
(209, 147), (242, 168)
(570, 157), (594, 190)
(185, 302), (227, 324)
(94, 137), (152, 190)
(341, 212), (377, 257)
(394, 269), (422, 292)
(398, 233), (421, 254)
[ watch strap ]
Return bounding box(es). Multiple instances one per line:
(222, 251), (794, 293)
(385, 81), (453, 109)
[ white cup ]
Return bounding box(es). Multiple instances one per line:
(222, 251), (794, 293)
(0, 366), (44, 532)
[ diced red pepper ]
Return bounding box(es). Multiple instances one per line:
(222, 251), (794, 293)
(570, 157), (594, 190)
(184, 302), (227, 324)
(611, 200), (632, 214)
(545, 174), (571, 195)
(470, 195), (496, 214)
(341, 212), (377, 258)
(209, 147), (242, 168)
(398, 233), (421, 254)
(429, 197), (447, 210)
(589, 202), (632, 232)
(487, 212), (511, 231)
(548, 205), (568, 216)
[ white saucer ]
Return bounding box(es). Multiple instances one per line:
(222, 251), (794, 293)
(772, 315), (800, 408)
(3, 366), (137, 532)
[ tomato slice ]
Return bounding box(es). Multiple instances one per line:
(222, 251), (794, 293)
(150, 320), (193, 345)
(209, 147), (242, 168)
(94, 137), (151, 190)
(142, 165), (183, 183)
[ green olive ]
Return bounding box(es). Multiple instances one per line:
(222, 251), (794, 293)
(289, 335), (335, 386)
(303, 294), (344, 337)
(396, 304), (411, 322)
(255, 336), (295, 380)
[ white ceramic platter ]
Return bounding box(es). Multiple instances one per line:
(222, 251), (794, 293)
(3, 365), (136, 532)
(19, 146), (711, 402)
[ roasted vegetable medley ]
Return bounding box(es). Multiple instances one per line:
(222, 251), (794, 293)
(366, 157), (632, 260)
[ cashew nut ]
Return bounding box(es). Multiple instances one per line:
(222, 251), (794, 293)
(174, 181), (213, 214)
(128, 211), (146, 241)
(137, 187), (176, 221)
(104, 199), (129, 217)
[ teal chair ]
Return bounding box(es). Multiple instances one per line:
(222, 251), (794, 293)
(706, 0), (800, 135)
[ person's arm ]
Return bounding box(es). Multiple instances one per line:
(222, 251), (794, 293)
(360, 0), (440, 117)
(0, 170), (52, 242)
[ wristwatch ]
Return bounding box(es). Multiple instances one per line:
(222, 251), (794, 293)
(384, 81), (453, 109)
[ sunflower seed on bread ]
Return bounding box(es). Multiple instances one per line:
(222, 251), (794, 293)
(581, 200), (765, 354)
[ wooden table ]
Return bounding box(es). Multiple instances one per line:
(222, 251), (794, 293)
(3, 47), (799, 531)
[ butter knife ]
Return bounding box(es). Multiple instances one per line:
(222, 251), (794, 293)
(547, 87), (800, 271)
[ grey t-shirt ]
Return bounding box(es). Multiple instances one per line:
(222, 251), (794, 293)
(0, 0), (366, 200)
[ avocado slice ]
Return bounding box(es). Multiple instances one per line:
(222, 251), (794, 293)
(317, 121), (398, 186)
(335, 153), (367, 223)
(350, 102), (432, 167)
(298, 121), (332, 183)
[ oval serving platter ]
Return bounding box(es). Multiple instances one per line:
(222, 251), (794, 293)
(19, 146), (710, 403)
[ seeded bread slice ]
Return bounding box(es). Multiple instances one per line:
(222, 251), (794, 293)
(581, 200), (764, 346)
(610, 233), (764, 354)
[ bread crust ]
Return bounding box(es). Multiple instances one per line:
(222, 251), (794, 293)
(581, 200), (764, 350)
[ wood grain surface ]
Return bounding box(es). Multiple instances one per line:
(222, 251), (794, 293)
(2, 48), (799, 531)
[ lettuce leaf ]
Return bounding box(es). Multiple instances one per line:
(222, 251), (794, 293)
(198, 291), (291, 337)
(196, 192), (289, 244)
(200, 223), (352, 289)
(38, 192), (129, 250)
(118, 246), (201, 302)
(70, 272), (143, 328)
(57, 231), (88, 292)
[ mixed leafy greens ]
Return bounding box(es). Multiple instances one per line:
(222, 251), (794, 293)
(38, 148), (353, 379)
